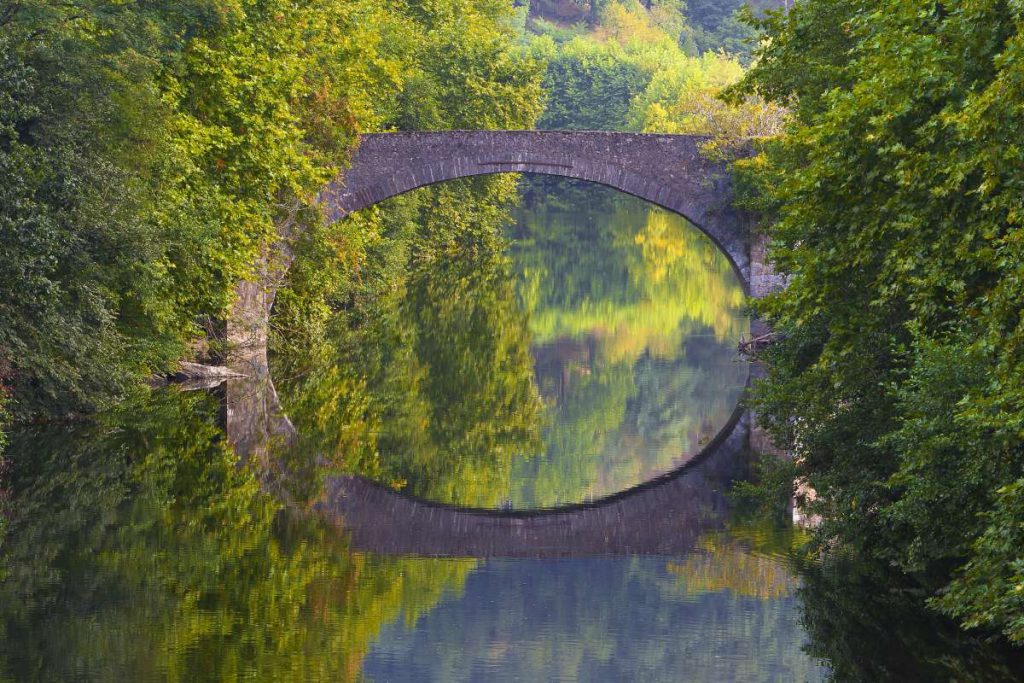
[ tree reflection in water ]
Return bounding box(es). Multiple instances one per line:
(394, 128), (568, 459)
(1, 390), (1022, 680)
(0, 390), (795, 682)
(272, 175), (747, 509)
(4, 175), (1019, 682)
(0, 391), (475, 683)
(798, 556), (1024, 682)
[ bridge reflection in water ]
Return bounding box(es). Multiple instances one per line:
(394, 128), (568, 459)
(226, 350), (751, 558)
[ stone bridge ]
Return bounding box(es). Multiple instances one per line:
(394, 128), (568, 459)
(232, 130), (779, 348)
(222, 131), (783, 553)
(322, 131), (753, 284)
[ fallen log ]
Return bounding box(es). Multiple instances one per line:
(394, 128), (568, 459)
(160, 361), (247, 391)
(738, 332), (780, 358)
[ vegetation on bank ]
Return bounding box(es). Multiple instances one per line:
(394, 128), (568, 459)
(0, 0), (542, 438)
(734, 0), (1024, 644)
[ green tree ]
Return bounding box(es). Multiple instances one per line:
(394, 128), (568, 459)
(732, 0), (1024, 643)
(0, 0), (385, 421)
(682, 0), (762, 63)
(531, 34), (652, 130)
(526, 1), (784, 140)
(0, 0), (543, 448)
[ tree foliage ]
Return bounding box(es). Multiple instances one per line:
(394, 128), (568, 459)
(682, 0), (787, 63)
(526, 0), (786, 142)
(732, 0), (1024, 643)
(0, 0), (542, 441)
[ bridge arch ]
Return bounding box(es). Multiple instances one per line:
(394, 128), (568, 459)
(320, 131), (753, 288)
(230, 130), (763, 354)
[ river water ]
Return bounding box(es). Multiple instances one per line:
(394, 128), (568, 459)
(1, 177), (1021, 681)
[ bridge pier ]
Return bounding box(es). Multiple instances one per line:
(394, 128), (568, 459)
(749, 233), (785, 300)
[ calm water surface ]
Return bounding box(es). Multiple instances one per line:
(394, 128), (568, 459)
(271, 177), (748, 510)
(506, 178), (748, 508)
(3, 177), (1021, 681)
(363, 556), (819, 682)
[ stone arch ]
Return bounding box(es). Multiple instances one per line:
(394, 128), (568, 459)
(320, 131), (753, 288)
(230, 130), (759, 354)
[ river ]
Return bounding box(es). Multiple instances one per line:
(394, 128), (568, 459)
(1, 177), (1020, 681)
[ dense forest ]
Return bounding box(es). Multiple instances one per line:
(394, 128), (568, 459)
(2, 0), (1024, 662)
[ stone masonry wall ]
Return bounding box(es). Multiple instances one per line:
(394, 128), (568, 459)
(320, 131), (755, 287)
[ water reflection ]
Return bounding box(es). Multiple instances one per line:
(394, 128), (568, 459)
(0, 390), (821, 682)
(272, 176), (748, 509)
(4, 175), (1021, 682)
(3, 386), (1023, 680)
(271, 245), (544, 510)
(0, 391), (476, 682)
(363, 557), (822, 682)
(314, 405), (749, 557)
(799, 557), (1024, 682)
(509, 177), (747, 508)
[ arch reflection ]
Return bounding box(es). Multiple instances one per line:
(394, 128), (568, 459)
(263, 176), (749, 511)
